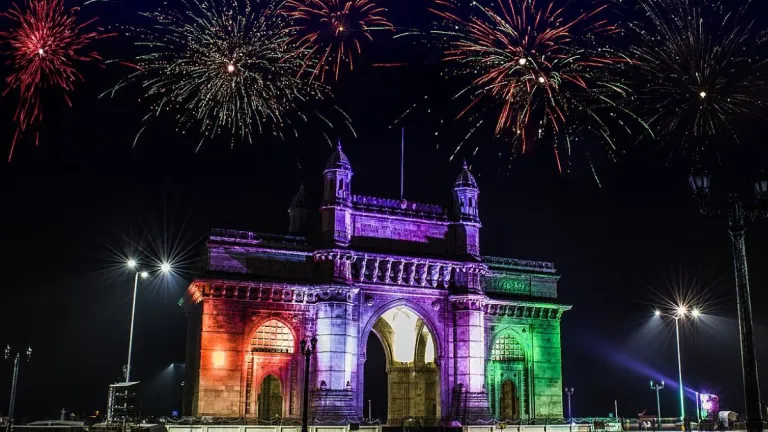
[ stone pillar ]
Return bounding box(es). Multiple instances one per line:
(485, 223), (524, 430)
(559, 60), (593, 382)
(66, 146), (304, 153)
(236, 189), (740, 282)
(450, 295), (491, 423)
(531, 319), (565, 418)
(312, 289), (358, 420)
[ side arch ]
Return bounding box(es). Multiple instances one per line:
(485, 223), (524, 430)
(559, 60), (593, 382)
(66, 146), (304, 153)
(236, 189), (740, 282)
(486, 327), (530, 420)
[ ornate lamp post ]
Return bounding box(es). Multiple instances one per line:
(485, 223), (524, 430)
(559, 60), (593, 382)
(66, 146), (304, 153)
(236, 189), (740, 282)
(650, 380), (665, 428)
(689, 173), (767, 432)
(564, 387), (574, 421)
(300, 336), (317, 432)
(4, 345), (32, 432)
(124, 259), (171, 382)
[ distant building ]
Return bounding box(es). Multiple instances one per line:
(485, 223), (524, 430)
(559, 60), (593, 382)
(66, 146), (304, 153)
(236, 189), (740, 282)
(182, 142), (570, 425)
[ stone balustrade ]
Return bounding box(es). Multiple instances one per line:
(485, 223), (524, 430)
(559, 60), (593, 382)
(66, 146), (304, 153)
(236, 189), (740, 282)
(353, 255), (459, 288)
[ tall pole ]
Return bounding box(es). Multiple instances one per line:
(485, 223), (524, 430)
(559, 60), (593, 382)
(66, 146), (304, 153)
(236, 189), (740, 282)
(615, 400), (619, 419)
(302, 350), (311, 432)
(301, 337), (316, 432)
(675, 318), (685, 422)
(368, 399), (372, 422)
(564, 388), (574, 420)
(656, 388), (662, 427)
(727, 196), (763, 432)
(126, 272), (140, 382)
(7, 354), (19, 432)
(651, 380), (664, 428)
(400, 127), (405, 201)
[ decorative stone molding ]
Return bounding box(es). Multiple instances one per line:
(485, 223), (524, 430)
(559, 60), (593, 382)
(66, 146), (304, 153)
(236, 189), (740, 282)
(484, 301), (570, 320)
(449, 295), (488, 311)
(189, 280), (358, 305)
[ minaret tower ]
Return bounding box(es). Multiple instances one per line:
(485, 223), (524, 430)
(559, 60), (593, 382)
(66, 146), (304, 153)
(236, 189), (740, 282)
(321, 139), (353, 246)
(452, 160), (481, 257)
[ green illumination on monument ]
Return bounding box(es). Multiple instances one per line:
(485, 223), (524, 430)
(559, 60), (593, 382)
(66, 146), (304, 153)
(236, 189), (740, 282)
(182, 144), (570, 424)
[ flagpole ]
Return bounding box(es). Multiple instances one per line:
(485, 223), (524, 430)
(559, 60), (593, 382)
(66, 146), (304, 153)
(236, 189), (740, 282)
(400, 127), (405, 201)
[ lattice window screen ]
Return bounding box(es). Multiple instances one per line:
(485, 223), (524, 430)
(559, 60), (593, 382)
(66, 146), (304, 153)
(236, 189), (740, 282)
(252, 320), (294, 353)
(491, 334), (525, 361)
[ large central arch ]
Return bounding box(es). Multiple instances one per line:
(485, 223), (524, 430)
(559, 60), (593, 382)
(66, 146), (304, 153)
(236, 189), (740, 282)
(362, 304), (441, 426)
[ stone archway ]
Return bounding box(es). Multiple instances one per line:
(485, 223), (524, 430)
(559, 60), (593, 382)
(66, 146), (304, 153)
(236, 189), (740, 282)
(365, 306), (440, 426)
(258, 375), (283, 420)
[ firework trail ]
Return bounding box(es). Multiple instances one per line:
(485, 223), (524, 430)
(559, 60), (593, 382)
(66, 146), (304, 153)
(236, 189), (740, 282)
(110, 0), (331, 148)
(431, 0), (649, 174)
(626, 0), (768, 162)
(281, 0), (394, 81)
(1, 0), (111, 162)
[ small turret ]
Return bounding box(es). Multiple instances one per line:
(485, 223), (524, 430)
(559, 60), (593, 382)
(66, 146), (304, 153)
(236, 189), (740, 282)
(453, 161), (479, 222)
(323, 139), (353, 206)
(321, 139), (353, 246)
(452, 161), (481, 257)
(288, 184), (309, 234)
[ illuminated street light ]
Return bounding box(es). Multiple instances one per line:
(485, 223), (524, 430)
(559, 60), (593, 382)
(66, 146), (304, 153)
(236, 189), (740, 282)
(650, 380), (665, 427)
(124, 259), (171, 382)
(655, 306), (702, 424)
(518, 58), (527, 66)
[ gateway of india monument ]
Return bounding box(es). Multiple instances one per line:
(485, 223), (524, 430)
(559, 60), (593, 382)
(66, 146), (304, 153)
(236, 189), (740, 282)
(181, 142), (571, 426)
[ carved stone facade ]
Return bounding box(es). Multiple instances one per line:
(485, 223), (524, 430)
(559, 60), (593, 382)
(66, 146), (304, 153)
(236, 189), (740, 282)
(182, 143), (570, 425)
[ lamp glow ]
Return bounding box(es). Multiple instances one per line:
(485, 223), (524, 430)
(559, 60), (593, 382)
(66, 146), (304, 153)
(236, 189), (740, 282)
(161, 262), (171, 273)
(518, 58), (527, 66)
(538, 76), (546, 83)
(227, 64), (235, 73)
(212, 351), (226, 368)
(699, 91), (707, 99)
(654, 310), (661, 316)
(677, 306), (687, 317)
(140, 271), (149, 279)
(692, 308), (701, 317)
(127, 259), (137, 268)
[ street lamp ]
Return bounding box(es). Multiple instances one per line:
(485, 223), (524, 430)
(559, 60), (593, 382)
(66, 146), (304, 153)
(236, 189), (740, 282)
(4, 345), (32, 432)
(300, 336), (318, 432)
(564, 387), (575, 421)
(655, 306), (701, 424)
(125, 259), (171, 382)
(689, 172), (766, 432)
(650, 380), (665, 428)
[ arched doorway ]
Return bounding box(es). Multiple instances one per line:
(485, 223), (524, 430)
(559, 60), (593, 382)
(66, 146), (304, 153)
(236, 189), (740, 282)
(500, 380), (519, 420)
(365, 306), (440, 426)
(258, 375), (283, 420)
(245, 320), (295, 417)
(488, 333), (527, 420)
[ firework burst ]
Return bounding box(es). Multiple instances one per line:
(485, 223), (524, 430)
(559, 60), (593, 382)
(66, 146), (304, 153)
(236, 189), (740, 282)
(111, 0), (331, 149)
(281, 0), (394, 81)
(431, 0), (649, 174)
(1, 0), (110, 162)
(627, 0), (768, 162)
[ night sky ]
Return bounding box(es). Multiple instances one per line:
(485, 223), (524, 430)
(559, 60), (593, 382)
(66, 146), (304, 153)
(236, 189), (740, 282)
(1, 0), (768, 423)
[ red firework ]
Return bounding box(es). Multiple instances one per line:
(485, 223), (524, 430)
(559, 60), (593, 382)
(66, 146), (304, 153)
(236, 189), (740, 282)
(281, 0), (393, 81)
(1, 0), (110, 162)
(432, 0), (633, 169)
